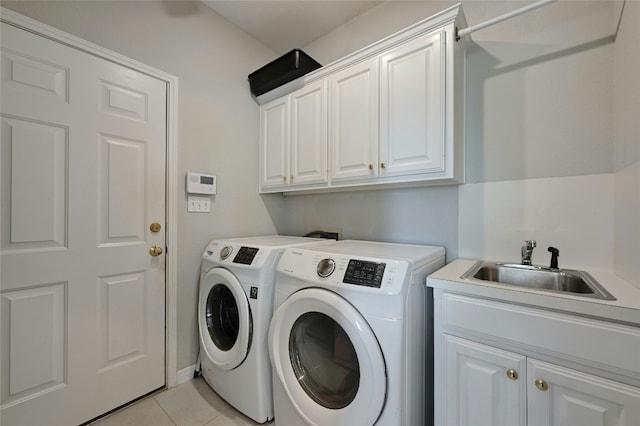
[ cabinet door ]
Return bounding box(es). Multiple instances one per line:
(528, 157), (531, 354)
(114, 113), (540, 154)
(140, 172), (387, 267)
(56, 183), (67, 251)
(443, 335), (526, 426)
(259, 96), (289, 190)
(528, 359), (640, 426)
(380, 30), (444, 177)
(290, 80), (328, 186)
(329, 59), (379, 183)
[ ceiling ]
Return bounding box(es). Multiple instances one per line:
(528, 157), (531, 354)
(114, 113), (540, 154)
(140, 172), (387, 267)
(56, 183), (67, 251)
(201, 0), (383, 54)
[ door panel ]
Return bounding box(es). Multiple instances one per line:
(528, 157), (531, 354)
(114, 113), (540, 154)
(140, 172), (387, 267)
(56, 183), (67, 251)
(1, 283), (66, 404)
(99, 135), (146, 244)
(97, 272), (147, 370)
(260, 97), (289, 189)
(443, 335), (527, 426)
(1, 21), (166, 425)
(2, 117), (67, 250)
(528, 359), (640, 426)
(380, 31), (444, 176)
(330, 59), (379, 183)
(290, 80), (328, 185)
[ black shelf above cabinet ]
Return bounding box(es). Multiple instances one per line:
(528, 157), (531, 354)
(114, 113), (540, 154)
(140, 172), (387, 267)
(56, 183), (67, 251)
(248, 49), (322, 97)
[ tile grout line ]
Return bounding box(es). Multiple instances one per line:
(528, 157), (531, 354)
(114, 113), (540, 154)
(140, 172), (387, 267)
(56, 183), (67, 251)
(152, 394), (178, 426)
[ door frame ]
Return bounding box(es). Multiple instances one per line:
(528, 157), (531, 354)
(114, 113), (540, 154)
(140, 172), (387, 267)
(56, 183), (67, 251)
(0, 7), (180, 388)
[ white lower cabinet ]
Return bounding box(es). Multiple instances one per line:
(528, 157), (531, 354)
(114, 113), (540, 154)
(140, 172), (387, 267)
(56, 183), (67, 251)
(443, 335), (526, 426)
(434, 290), (640, 426)
(528, 359), (640, 426)
(442, 335), (640, 426)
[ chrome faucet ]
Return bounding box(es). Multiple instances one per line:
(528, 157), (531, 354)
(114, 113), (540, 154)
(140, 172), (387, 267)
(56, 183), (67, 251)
(521, 240), (536, 265)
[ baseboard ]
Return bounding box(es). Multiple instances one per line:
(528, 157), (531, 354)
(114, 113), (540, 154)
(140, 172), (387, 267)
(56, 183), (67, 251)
(176, 364), (196, 385)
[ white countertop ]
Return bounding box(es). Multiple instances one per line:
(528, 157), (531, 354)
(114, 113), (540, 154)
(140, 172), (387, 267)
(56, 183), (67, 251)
(427, 259), (640, 326)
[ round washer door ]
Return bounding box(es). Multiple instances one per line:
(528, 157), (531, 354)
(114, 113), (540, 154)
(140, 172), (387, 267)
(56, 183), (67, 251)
(198, 268), (251, 370)
(269, 288), (386, 426)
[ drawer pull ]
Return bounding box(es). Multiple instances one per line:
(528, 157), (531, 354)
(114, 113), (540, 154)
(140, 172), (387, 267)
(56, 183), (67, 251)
(535, 379), (549, 391)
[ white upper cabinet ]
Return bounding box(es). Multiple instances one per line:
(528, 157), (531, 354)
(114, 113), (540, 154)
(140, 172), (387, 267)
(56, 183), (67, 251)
(258, 4), (466, 194)
(259, 96), (289, 190)
(259, 80), (328, 191)
(379, 31), (444, 177)
(329, 58), (379, 183)
(289, 80), (328, 186)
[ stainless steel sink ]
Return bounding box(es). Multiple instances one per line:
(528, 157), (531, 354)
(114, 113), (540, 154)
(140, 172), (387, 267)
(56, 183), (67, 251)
(461, 262), (616, 300)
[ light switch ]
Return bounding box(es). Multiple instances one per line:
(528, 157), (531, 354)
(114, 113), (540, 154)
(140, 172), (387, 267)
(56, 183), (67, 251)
(188, 196), (210, 213)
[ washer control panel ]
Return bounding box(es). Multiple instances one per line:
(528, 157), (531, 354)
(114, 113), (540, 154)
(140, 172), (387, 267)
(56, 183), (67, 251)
(343, 259), (386, 288)
(233, 246), (259, 265)
(278, 248), (411, 295)
(317, 258), (336, 278)
(220, 246), (233, 260)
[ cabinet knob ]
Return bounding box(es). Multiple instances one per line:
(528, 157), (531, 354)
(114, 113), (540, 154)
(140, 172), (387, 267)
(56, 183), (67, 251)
(535, 379), (549, 391)
(283, 176), (287, 182)
(380, 162), (387, 168)
(290, 176), (294, 182)
(369, 164), (374, 170)
(506, 369), (519, 380)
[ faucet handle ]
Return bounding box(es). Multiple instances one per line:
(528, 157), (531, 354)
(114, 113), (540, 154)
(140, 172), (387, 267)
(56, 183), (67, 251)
(524, 240), (537, 249)
(548, 246), (559, 269)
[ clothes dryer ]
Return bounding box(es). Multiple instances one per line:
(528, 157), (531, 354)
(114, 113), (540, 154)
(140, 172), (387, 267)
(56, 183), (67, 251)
(268, 240), (445, 426)
(198, 235), (328, 423)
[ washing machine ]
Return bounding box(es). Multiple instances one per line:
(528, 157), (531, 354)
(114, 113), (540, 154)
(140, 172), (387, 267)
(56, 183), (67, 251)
(268, 240), (445, 426)
(198, 235), (329, 423)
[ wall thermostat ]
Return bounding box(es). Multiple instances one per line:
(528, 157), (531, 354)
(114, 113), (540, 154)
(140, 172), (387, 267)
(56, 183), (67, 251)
(186, 171), (216, 195)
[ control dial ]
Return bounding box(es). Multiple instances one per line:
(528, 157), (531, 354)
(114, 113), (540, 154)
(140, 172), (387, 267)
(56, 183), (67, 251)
(317, 258), (336, 278)
(220, 246), (233, 260)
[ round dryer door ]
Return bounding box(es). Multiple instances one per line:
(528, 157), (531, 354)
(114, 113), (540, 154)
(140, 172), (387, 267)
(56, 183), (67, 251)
(269, 288), (386, 425)
(198, 268), (252, 370)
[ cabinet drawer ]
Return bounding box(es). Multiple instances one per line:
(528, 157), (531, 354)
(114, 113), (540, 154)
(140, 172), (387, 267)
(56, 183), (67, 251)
(440, 293), (640, 379)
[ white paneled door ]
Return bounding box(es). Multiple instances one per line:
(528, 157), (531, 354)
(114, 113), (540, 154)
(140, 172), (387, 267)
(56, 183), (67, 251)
(0, 22), (166, 425)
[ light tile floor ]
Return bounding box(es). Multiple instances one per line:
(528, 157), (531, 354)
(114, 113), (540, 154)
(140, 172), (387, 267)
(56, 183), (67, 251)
(91, 377), (273, 426)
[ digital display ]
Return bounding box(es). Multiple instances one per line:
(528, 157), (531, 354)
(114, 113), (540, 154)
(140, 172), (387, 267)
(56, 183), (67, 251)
(343, 259), (385, 288)
(200, 176), (214, 185)
(233, 246), (259, 265)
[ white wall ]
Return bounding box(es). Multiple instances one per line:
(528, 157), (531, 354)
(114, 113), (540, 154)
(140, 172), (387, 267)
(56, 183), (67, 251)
(3, 0), (636, 371)
(280, 1), (464, 261)
(613, 1), (640, 287)
(282, 1), (619, 268)
(1, 0), (284, 369)
(459, 0), (618, 269)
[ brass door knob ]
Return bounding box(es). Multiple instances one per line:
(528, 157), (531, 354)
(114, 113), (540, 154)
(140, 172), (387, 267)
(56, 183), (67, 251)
(149, 246), (164, 257)
(535, 379), (549, 391)
(506, 369), (519, 380)
(150, 223), (162, 232)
